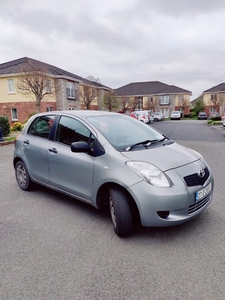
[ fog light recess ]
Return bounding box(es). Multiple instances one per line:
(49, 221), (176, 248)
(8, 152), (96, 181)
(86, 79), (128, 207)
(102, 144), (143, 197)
(157, 211), (170, 219)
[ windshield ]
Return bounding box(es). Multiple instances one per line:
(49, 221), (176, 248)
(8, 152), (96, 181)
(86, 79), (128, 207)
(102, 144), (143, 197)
(87, 114), (164, 151)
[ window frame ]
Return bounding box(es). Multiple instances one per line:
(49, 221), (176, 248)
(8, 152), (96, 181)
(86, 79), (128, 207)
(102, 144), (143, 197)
(11, 108), (18, 120)
(7, 79), (15, 94)
(160, 95), (170, 105)
(67, 81), (76, 99)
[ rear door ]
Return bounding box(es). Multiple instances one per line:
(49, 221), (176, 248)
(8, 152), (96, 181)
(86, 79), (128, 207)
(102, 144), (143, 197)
(22, 115), (56, 184)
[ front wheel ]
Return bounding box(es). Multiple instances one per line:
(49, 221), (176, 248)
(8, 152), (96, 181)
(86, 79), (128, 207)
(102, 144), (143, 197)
(109, 187), (133, 237)
(15, 161), (34, 191)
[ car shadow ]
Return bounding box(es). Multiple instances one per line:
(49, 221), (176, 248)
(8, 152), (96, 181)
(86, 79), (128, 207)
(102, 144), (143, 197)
(32, 184), (213, 241)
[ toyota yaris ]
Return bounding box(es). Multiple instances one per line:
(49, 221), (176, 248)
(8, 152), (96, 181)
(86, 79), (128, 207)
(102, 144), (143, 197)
(13, 111), (214, 237)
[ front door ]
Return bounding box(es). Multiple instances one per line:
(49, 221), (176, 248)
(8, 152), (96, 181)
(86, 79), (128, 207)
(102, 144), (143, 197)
(48, 116), (95, 202)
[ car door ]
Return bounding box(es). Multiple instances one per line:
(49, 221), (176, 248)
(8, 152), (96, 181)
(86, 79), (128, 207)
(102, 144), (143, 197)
(22, 115), (56, 184)
(47, 115), (95, 202)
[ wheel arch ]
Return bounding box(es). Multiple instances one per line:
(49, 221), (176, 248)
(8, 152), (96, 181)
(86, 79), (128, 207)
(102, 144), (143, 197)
(13, 156), (24, 168)
(96, 182), (141, 225)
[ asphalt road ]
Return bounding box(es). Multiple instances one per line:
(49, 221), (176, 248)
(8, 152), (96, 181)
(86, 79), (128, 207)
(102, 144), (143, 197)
(1, 121), (225, 300)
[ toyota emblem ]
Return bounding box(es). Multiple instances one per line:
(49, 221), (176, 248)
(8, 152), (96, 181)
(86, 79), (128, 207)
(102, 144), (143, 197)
(198, 169), (205, 178)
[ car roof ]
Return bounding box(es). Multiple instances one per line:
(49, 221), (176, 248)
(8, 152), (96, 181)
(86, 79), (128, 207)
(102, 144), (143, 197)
(34, 110), (118, 118)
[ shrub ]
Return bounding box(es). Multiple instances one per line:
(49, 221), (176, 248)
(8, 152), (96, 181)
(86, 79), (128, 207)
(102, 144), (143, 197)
(207, 120), (221, 125)
(210, 116), (221, 121)
(0, 115), (10, 136)
(12, 122), (23, 131)
(189, 112), (197, 118)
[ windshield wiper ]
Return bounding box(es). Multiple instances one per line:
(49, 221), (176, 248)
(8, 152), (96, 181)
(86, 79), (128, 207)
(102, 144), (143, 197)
(125, 139), (159, 151)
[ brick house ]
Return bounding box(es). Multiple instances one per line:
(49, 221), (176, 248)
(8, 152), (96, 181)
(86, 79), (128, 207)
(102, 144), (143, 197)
(0, 57), (111, 125)
(115, 81), (192, 118)
(202, 83), (225, 116)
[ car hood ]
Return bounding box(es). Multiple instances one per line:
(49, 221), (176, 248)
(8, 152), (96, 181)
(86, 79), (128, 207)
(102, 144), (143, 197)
(121, 142), (200, 171)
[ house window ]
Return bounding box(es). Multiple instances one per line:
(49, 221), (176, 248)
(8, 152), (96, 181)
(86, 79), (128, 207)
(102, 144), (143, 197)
(211, 94), (217, 101)
(47, 106), (54, 112)
(160, 95), (170, 105)
(178, 95), (184, 102)
(160, 109), (169, 118)
(148, 97), (153, 102)
(135, 97), (143, 109)
(46, 79), (52, 93)
(67, 82), (76, 99)
(11, 108), (18, 120)
(7, 79), (15, 93)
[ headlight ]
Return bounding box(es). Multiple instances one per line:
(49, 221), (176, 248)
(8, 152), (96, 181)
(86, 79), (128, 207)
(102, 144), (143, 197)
(126, 161), (171, 187)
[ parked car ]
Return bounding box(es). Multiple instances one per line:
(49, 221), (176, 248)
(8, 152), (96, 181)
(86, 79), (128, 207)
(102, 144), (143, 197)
(198, 112), (208, 120)
(151, 112), (164, 121)
(14, 111), (214, 237)
(130, 111), (151, 124)
(208, 112), (221, 120)
(170, 111), (181, 120)
(221, 116), (225, 127)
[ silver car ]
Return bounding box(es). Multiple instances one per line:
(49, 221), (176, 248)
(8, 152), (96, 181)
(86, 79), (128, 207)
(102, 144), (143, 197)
(170, 111), (181, 120)
(13, 111), (214, 237)
(151, 112), (164, 121)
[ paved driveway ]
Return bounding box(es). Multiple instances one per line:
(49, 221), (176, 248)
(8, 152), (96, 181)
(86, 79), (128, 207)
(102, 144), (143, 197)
(1, 122), (225, 300)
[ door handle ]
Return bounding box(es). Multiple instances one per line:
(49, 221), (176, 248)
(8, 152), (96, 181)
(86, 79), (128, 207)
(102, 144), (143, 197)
(23, 140), (29, 145)
(48, 148), (58, 153)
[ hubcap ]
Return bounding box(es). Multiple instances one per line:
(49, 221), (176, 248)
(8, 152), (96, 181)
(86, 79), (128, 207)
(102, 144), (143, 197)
(17, 165), (27, 186)
(109, 196), (117, 229)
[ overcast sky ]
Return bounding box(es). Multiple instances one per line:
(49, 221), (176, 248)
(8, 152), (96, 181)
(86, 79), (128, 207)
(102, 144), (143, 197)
(1, 0), (225, 100)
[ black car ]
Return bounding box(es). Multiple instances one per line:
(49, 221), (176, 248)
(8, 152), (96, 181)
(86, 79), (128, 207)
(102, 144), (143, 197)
(198, 112), (208, 120)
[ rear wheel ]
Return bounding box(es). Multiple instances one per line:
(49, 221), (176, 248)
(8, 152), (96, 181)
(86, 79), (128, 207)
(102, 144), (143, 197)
(109, 187), (133, 237)
(15, 161), (33, 191)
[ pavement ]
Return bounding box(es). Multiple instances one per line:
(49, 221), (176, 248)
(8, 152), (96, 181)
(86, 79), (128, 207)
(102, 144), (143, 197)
(0, 131), (20, 147)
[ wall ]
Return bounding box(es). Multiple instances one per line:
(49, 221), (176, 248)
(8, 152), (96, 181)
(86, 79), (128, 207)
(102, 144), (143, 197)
(0, 101), (56, 125)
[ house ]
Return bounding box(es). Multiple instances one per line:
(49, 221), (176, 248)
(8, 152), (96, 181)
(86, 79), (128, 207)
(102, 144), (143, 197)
(0, 57), (111, 125)
(202, 83), (225, 115)
(115, 81), (192, 118)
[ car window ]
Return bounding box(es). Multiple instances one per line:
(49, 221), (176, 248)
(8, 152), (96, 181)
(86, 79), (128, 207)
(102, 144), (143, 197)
(88, 115), (164, 150)
(56, 116), (95, 146)
(28, 115), (55, 139)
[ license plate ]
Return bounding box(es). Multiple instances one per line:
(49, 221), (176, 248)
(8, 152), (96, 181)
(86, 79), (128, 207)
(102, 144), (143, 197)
(195, 182), (212, 202)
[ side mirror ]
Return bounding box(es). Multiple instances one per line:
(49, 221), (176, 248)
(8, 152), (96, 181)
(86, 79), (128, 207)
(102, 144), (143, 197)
(71, 141), (90, 153)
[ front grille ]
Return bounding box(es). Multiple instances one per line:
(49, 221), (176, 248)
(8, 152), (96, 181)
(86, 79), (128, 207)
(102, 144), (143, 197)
(184, 167), (209, 187)
(189, 192), (211, 214)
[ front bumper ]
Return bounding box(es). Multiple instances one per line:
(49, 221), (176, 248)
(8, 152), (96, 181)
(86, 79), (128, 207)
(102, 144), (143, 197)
(127, 163), (214, 227)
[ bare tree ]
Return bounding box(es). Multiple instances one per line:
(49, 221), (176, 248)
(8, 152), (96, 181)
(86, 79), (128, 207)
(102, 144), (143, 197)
(130, 97), (139, 111)
(180, 98), (190, 117)
(16, 60), (56, 113)
(211, 94), (222, 111)
(80, 85), (98, 110)
(102, 90), (119, 111)
(120, 96), (131, 112)
(87, 75), (101, 83)
(145, 99), (156, 111)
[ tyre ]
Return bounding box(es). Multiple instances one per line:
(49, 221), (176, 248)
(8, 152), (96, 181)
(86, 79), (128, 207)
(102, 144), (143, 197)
(109, 187), (133, 237)
(154, 118), (158, 122)
(15, 161), (34, 191)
